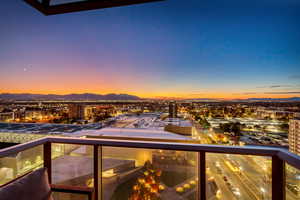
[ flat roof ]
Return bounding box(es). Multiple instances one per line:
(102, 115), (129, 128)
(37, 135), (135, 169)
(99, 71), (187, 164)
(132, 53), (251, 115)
(0, 122), (102, 134)
(67, 127), (192, 140)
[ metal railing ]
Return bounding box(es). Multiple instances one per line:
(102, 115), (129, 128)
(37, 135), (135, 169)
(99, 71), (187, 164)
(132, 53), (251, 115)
(1, 136), (300, 200)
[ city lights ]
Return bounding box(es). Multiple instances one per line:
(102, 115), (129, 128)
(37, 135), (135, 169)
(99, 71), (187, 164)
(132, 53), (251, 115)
(0, 1), (300, 200)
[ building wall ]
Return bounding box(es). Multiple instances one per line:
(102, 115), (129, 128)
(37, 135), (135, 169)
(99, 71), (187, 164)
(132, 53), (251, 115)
(169, 102), (178, 118)
(68, 104), (85, 120)
(289, 118), (300, 156)
(25, 110), (42, 120)
(164, 124), (194, 136)
(0, 112), (14, 122)
(257, 109), (295, 120)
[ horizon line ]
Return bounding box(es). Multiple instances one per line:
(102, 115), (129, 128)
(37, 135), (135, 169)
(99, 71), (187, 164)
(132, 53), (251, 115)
(0, 92), (299, 101)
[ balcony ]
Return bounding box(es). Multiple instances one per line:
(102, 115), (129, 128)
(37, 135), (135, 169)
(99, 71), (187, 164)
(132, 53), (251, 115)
(0, 136), (300, 200)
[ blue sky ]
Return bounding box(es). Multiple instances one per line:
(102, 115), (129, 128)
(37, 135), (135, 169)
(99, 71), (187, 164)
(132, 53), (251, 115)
(0, 0), (299, 98)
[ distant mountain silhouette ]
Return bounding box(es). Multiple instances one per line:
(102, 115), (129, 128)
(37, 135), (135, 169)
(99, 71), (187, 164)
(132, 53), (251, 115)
(245, 97), (300, 101)
(170, 97), (300, 102)
(0, 93), (141, 101)
(0, 93), (299, 102)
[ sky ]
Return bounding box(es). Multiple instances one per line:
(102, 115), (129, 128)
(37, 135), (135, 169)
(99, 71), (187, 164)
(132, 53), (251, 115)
(0, 0), (300, 99)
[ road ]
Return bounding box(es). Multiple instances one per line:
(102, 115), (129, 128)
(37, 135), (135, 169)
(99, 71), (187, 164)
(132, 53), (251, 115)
(205, 147), (299, 200)
(207, 154), (259, 200)
(191, 117), (299, 200)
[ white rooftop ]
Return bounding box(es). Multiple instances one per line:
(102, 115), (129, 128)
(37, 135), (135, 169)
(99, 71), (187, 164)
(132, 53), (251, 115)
(66, 127), (192, 141)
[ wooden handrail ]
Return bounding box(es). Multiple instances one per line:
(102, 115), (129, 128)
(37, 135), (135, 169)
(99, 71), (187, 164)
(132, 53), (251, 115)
(0, 136), (300, 169)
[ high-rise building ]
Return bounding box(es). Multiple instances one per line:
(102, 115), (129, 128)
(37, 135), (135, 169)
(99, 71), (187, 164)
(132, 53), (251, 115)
(68, 104), (85, 120)
(289, 113), (300, 155)
(84, 106), (94, 120)
(0, 112), (14, 122)
(169, 102), (178, 118)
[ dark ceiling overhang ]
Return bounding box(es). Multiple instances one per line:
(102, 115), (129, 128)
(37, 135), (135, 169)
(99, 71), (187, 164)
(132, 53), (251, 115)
(24, 0), (163, 15)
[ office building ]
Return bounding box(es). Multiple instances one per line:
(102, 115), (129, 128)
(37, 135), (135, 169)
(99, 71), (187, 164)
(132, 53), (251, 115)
(68, 104), (85, 120)
(289, 114), (300, 155)
(169, 102), (178, 118)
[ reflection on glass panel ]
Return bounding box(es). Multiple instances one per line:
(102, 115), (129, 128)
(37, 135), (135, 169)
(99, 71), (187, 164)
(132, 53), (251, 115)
(286, 164), (300, 200)
(0, 145), (43, 186)
(51, 144), (93, 188)
(206, 153), (271, 200)
(52, 192), (89, 200)
(100, 147), (198, 200)
(50, 0), (88, 5)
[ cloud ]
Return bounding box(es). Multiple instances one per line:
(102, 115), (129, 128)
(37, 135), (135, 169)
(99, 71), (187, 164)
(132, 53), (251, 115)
(236, 91), (300, 95)
(257, 85), (292, 89)
(288, 75), (300, 80)
(270, 85), (284, 88)
(239, 92), (258, 95)
(263, 91), (300, 94)
(188, 93), (204, 96)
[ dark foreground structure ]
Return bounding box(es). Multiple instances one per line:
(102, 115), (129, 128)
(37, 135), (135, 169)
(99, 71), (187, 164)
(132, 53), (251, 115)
(24, 0), (163, 15)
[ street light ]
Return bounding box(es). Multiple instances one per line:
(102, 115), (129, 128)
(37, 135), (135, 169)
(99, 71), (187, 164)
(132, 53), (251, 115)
(262, 165), (267, 171)
(239, 166), (243, 175)
(260, 187), (265, 200)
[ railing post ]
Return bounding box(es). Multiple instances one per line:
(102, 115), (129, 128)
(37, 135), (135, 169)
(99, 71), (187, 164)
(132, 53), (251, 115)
(272, 155), (285, 200)
(43, 142), (52, 184)
(100, 146), (103, 200)
(198, 151), (206, 200)
(94, 145), (102, 200)
(94, 145), (99, 200)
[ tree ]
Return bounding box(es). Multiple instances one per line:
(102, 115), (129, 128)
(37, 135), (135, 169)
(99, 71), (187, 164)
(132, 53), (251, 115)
(280, 123), (289, 130)
(199, 117), (210, 128)
(220, 123), (231, 133)
(129, 161), (162, 200)
(194, 115), (201, 121)
(220, 122), (242, 137)
(231, 122), (242, 137)
(254, 124), (260, 129)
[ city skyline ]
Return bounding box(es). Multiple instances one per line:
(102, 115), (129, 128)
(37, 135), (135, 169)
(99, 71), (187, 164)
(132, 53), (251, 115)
(1, 0), (300, 99)
(0, 2), (300, 200)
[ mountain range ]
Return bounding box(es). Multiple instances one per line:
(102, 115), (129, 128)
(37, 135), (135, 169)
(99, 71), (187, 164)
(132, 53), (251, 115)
(190, 97), (300, 102)
(245, 97), (300, 101)
(0, 93), (141, 101)
(0, 93), (299, 102)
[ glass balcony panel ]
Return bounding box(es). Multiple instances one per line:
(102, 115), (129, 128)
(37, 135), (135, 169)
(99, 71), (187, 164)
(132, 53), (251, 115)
(286, 164), (300, 200)
(51, 144), (93, 188)
(99, 146), (198, 200)
(206, 153), (272, 200)
(52, 192), (90, 200)
(0, 145), (43, 186)
(50, 0), (91, 5)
